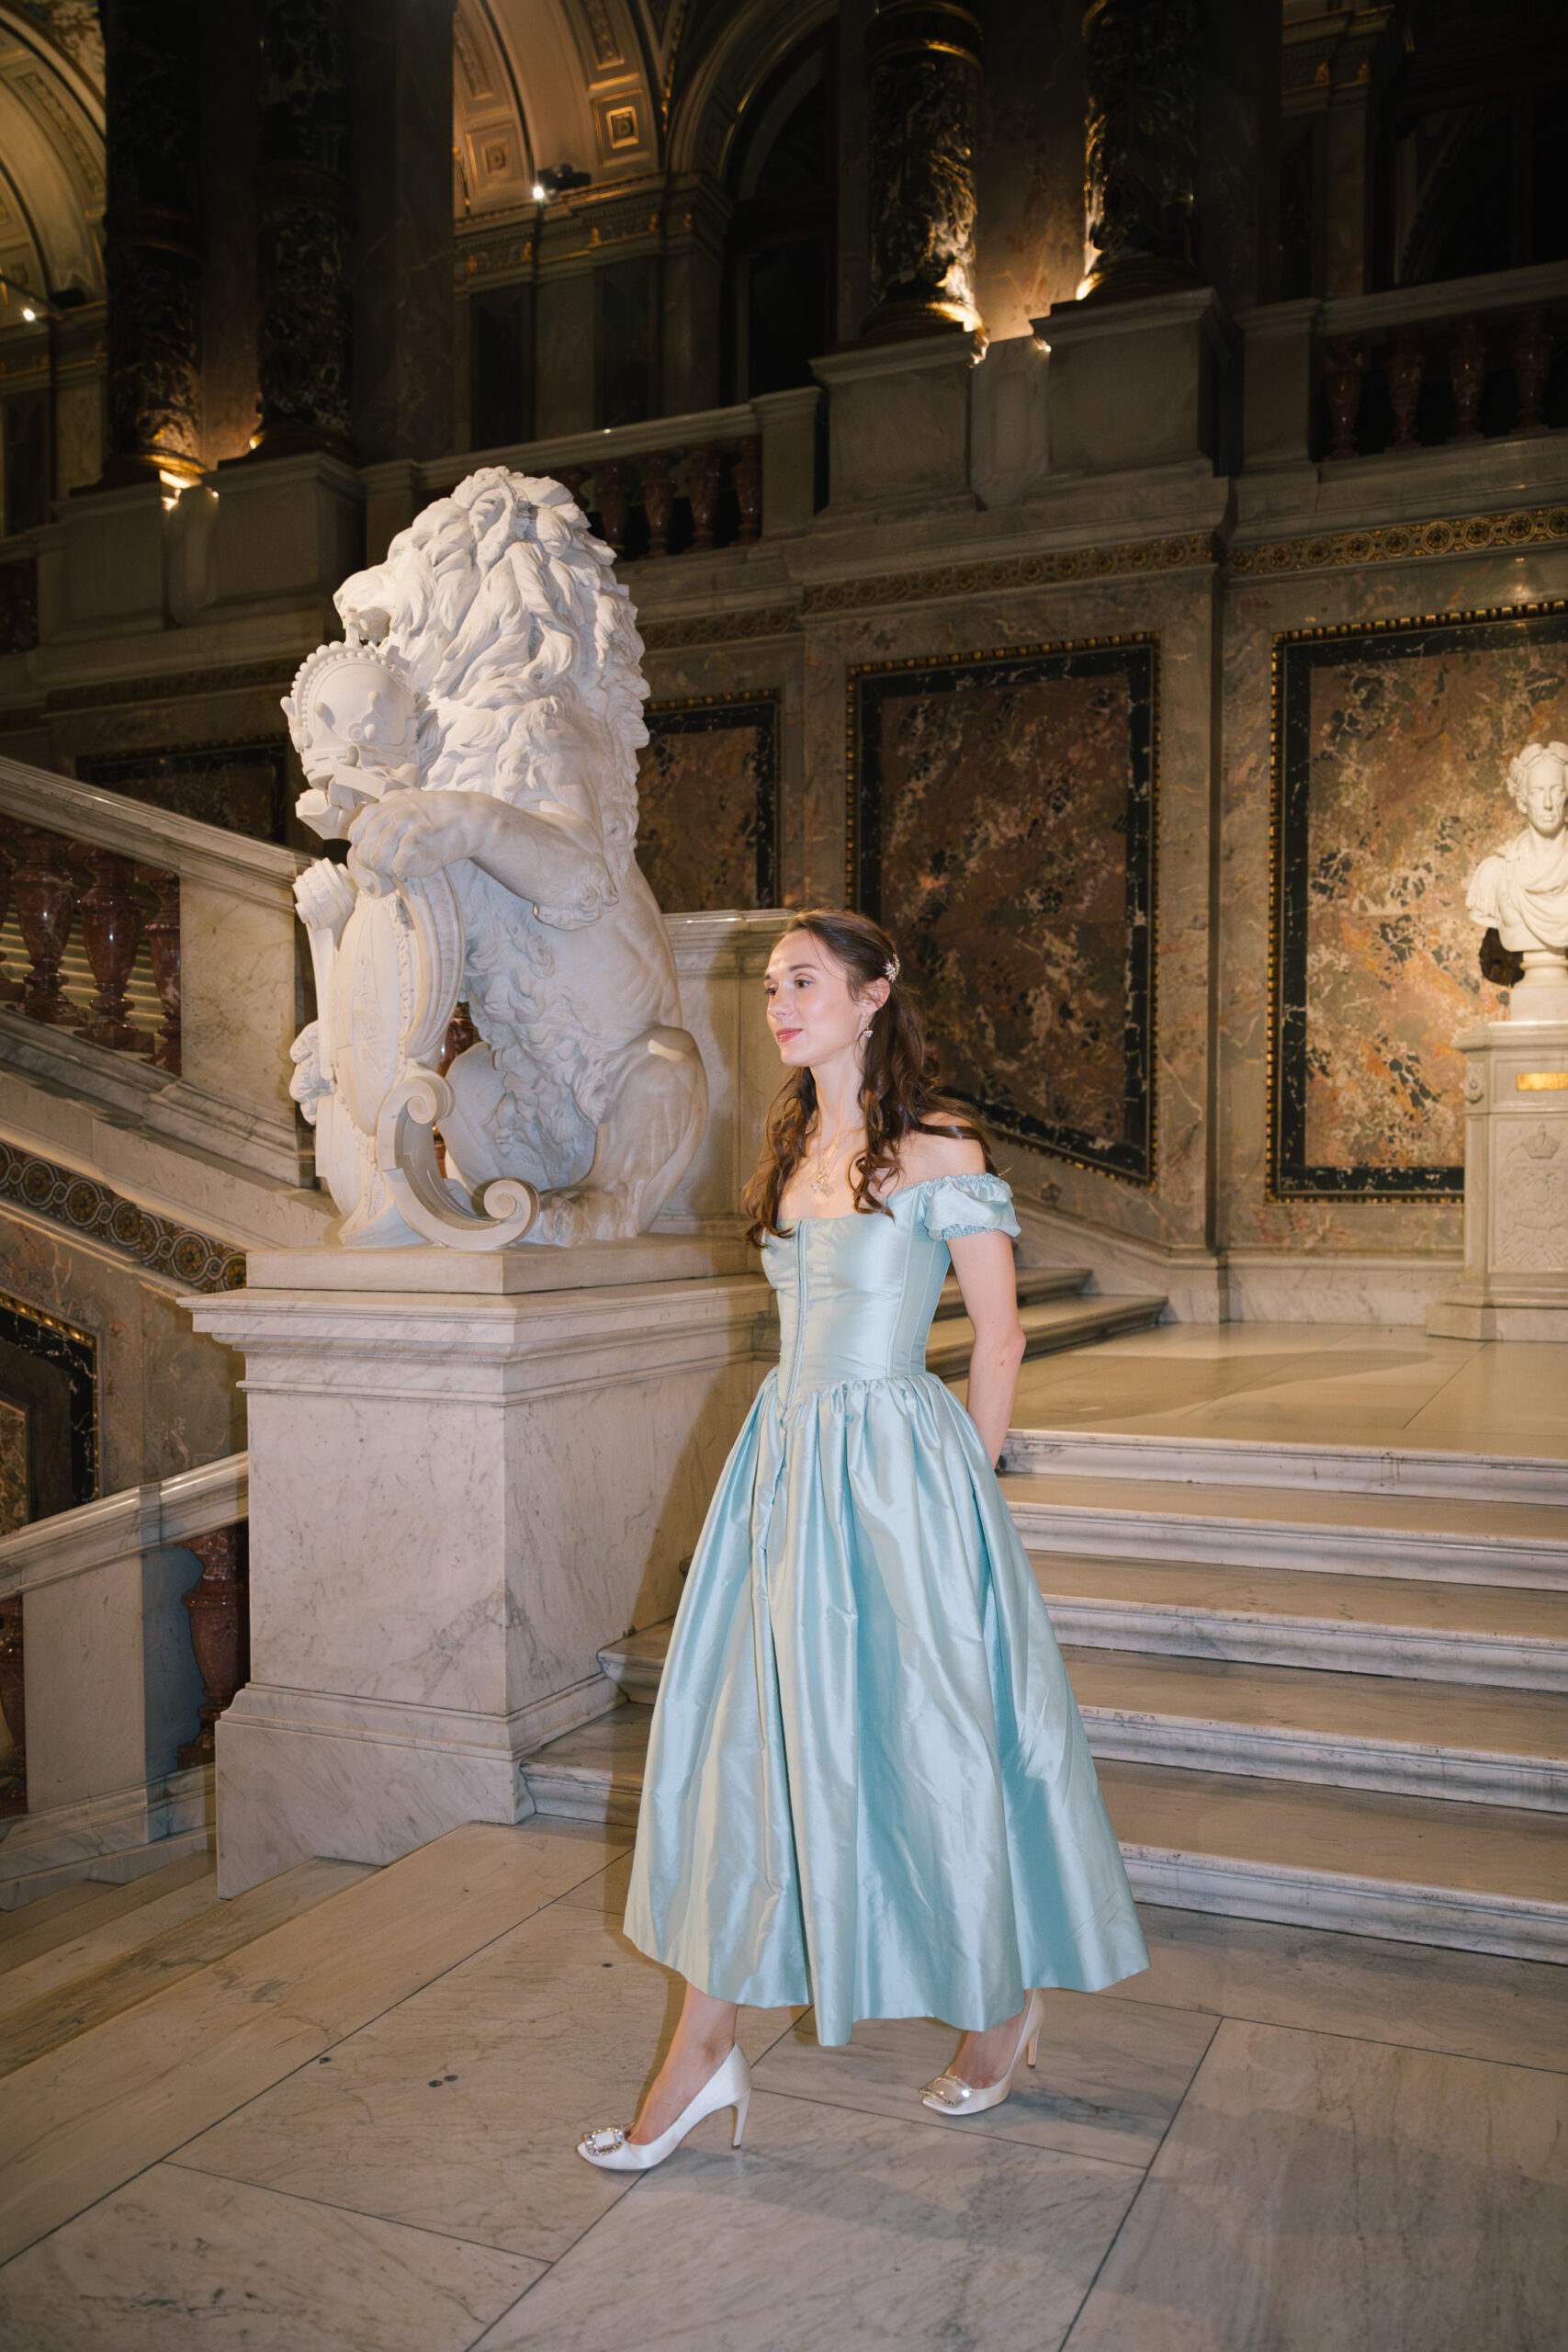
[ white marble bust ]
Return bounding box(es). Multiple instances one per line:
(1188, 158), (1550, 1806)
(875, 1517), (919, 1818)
(1467, 741), (1568, 1017)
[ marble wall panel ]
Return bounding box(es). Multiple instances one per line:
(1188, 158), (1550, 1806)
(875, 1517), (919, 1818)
(1219, 543), (1568, 1253)
(852, 639), (1156, 1183)
(76, 737), (291, 843)
(0, 1395), (26, 1535)
(640, 639), (806, 906)
(1273, 604), (1568, 1200)
(795, 567), (1219, 1249)
(634, 695), (779, 912)
(0, 1216), (241, 1498)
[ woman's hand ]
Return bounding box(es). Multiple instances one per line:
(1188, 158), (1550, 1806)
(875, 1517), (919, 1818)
(947, 1227), (1027, 1466)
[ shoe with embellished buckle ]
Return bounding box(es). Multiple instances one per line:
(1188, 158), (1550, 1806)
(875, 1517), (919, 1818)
(576, 2043), (751, 2171)
(919, 1989), (1044, 2118)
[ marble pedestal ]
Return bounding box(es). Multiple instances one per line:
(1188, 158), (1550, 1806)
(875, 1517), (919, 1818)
(190, 1238), (773, 1894)
(1427, 1018), (1568, 1341)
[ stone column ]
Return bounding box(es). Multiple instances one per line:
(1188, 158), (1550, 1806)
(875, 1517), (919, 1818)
(97, 0), (204, 488)
(862, 1), (985, 342)
(352, 0), (456, 462)
(1080, 0), (1204, 306)
(252, 0), (355, 461)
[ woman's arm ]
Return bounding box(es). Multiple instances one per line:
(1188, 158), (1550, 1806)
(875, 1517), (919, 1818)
(947, 1228), (1026, 1466)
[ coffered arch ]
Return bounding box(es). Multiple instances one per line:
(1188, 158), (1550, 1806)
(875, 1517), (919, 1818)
(0, 5), (104, 322)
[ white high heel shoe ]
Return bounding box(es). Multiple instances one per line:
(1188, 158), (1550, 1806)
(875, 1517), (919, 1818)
(919, 1989), (1045, 2117)
(576, 2044), (752, 2172)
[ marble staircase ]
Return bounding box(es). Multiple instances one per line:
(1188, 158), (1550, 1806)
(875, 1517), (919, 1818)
(522, 1422), (1568, 1965)
(928, 1266), (1167, 1371)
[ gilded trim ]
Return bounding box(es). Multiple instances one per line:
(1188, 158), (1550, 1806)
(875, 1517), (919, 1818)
(1233, 503), (1568, 581)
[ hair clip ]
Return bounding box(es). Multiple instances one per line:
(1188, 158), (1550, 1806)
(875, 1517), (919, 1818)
(884, 956), (900, 981)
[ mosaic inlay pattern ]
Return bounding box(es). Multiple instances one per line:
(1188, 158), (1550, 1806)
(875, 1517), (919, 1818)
(0, 1291), (97, 1508)
(1270, 601), (1568, 1200)
(852, 638), (1156, 1184)
(635, 694), (779, 910)
(1233, 502), (1568, 581)
(0, 1143), (246, 1292)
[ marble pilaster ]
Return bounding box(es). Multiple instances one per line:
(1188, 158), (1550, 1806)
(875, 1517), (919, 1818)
(191, 1250), (773, 1894)
(863, 1), (984, 343)
(1427, 1019), (1568, 1342)
(252, 0), (355, 463)
(1081, 0), (1202, 307)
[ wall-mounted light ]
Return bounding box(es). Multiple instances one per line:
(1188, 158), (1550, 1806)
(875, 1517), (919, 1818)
(533, 164), (592, 202)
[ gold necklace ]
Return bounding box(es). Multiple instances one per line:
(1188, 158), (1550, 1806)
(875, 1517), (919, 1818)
(807, 1113), (863, 1196)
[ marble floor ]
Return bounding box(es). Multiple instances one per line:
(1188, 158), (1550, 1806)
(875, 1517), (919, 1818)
(0, 1818), (1562, 2351)
(1003, 1321), (1568, 1455)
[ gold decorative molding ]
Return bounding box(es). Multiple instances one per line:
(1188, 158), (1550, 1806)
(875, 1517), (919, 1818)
(803, 534), (1213, 616)
(640, 605), (801, 650)
(1231, 503), (1568, 580)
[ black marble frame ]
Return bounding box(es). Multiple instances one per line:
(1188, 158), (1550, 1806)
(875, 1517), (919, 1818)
(640, 692), (780, 907)
(850, 637), (1158, 1184)
(0, 1292), (97, 1511)
(1269, 599), (1568, 1201)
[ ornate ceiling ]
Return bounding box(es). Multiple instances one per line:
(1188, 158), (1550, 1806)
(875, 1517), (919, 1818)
(0, 4), (104, 322)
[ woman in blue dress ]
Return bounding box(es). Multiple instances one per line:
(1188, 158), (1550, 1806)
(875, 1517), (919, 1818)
(578, 909), (1147, 2172)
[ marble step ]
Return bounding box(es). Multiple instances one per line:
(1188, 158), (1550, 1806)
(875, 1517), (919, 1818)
(592, 1619), (1568, 1809)
(600, 1558), (1568, 1700)
(1059, 1647), (1568, 1811)
(927, 1292), (1167, 1375)
(0, 1853), (375, 2080)
(932, 1265), (1090, 1320)
(519, 1709), (1568, 1962)
(1001, 1470), (1568, 1590)
(1031, 1554), (1568, 1690)
(1003, 1425), (1568, 1509)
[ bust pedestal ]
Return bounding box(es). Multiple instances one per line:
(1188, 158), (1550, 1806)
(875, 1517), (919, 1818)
(190, 1237), (773, 1894)
(1427, 1018), (1568, 1341)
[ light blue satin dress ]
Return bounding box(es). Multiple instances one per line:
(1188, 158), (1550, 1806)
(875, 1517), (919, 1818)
(622, 1174), (1148, 2044)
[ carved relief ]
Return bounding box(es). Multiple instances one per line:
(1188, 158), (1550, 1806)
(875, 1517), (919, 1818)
(101, 0), (202, 477)
(1494, 1121), (1568, 1273)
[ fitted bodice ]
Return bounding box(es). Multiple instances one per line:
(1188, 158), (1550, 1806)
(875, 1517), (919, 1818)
(761, 1175), (1020, 1408)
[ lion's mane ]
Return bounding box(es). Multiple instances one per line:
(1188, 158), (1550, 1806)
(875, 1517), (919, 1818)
(335, 466), (649, 919)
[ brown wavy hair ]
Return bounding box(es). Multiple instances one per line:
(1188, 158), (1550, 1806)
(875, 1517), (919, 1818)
(743, 909), (994, 1243)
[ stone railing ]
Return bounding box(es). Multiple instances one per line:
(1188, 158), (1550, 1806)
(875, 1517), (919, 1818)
(362, 386), (820, 568)
(0, 757), (308, 1186)
(1241, 262), (1568, 474)
(0, 1452), (247, 1904)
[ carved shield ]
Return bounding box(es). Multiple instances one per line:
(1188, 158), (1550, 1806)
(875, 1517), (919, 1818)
(329, 870), (465, 1140)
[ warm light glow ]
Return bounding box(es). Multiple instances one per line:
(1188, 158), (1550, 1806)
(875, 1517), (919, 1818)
(20, 306), (36, 322)
(531, 182), (547, 201)
(158, 469), (188, 492)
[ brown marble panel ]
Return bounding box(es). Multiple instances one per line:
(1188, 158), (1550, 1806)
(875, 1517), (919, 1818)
(635, 695), (778, 912)
(1275, 605), (1568, 1197)
(75, 740), (290, 843)
(0, 1397), (27, 1537)
(854, 640), (1156, 1182)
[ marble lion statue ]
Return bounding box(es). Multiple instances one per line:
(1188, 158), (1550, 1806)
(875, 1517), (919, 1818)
(285, 466), (707, 1250)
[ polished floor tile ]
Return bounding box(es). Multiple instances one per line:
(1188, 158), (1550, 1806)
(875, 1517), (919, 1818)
(1062, 2018), (1568, 2352)
(1133, 1905), (1568, 2075)
(0, 2161), (541, 2352)
(181, 1893), (799, 2264)
(468, 2087), (1141, 2352)
(750, 1994), (1215, 2169)
(0, 1822), (625, 2266)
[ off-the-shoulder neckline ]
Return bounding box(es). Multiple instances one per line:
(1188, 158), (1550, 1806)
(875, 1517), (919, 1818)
(773, 1173), (1006, 1229)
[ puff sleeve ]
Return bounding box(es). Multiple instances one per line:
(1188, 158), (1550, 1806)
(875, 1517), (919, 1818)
(919, 1173), (1021, 1240)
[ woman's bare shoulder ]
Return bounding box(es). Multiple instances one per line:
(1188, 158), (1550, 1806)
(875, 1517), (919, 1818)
(894, 1125), (987, 1185)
